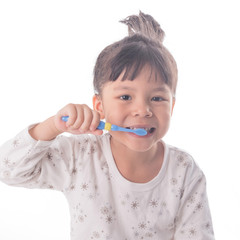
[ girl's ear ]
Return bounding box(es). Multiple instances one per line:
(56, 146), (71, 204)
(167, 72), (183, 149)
(171, 98), (175, 116)
(93, 94), (105, 119)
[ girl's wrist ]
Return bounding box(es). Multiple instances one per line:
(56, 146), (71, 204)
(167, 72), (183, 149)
(49, 116), (64, 137)
(29, 116), (63, 141)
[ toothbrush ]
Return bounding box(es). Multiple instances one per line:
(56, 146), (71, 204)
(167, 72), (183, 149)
(61, 116), (147, 136)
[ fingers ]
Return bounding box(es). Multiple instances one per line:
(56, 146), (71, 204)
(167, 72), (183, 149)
(89, 110), (101, 131)
(56, 103), (102, 135)
(63, 104), (79, 127)
(76, 105), (94, 132)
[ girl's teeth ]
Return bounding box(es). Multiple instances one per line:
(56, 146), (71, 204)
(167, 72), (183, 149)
(130, 127), (149, 130)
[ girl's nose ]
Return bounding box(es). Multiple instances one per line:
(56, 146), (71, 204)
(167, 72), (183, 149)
(132, 102), (153, 118)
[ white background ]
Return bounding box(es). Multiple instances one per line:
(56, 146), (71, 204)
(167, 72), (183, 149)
(0, 0), (239, 239)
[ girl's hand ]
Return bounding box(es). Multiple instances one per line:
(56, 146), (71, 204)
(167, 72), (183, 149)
(54, 103), (103, 136)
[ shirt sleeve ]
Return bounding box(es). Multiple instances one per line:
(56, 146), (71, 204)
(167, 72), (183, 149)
(173, 170), (215, 240)
(0, 126), (77, 192)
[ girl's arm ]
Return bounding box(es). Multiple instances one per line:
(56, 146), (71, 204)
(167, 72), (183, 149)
(0, 103), (102, 190)
(0, 125), (69, 190)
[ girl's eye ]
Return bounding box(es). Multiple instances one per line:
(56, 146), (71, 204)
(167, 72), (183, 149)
(120, 95), (132, 101)
(152, 96), (164, 102)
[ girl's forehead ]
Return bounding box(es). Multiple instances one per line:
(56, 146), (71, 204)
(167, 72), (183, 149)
(120, 65), (165, 83)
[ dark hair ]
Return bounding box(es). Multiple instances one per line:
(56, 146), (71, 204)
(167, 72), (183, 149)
(93, 11), (178, 97)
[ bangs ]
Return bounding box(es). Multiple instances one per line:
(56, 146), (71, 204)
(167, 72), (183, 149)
(109, 40), (172, 87)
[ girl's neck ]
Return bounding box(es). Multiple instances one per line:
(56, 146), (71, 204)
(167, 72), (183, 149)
(110, 137), (164, 183)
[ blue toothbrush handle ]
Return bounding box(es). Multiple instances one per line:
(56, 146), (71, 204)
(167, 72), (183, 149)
(96, 121), (106, 130)
(61, 116), (105, 130)
(61, 116), (69, 122)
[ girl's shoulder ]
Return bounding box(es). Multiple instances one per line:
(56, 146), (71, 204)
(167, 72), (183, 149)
(163, 142), (203, 182)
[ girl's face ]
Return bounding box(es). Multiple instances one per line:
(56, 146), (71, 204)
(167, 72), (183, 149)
(93, 66), (175, 153)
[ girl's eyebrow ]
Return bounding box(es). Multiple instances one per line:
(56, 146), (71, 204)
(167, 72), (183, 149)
(152, 87), (169, 92)
(113, 86), (135, 91)
(113, 86), (169, 92)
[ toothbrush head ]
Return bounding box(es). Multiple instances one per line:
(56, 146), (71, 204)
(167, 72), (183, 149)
(130, 128), (148, 136)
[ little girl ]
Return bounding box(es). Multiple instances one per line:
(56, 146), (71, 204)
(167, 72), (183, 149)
(0, 12), (215, 239)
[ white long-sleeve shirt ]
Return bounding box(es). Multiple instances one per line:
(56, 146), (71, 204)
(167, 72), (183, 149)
(0, 127), (215, 239)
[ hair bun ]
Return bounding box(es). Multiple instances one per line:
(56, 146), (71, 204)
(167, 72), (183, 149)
(120, 11), (165, 43)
